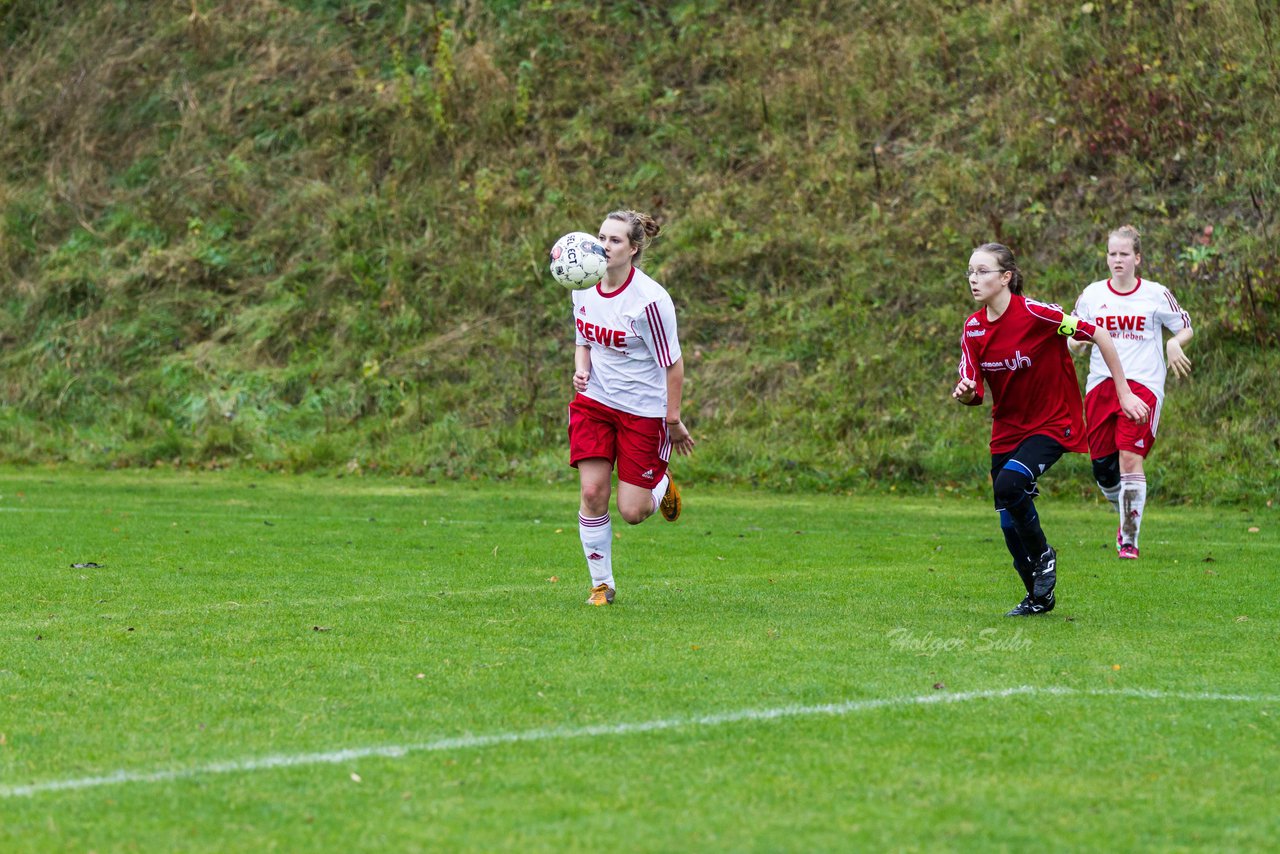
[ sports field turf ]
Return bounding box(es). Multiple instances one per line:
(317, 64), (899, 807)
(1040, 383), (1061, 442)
(2, 468), (1276, 851)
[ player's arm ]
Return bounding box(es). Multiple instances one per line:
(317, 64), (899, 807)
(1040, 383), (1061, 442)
(664, 357), (694, 454)
(953, 336), (983, 405)
(1157, 287), (1194, 379)
(953, 376), (979, 404)
(572, 344), (592, 393)
(1088, 327), (1150, 423)
(635, 295), (695, 452)
(664, 356), (684, 426)
(1166, 327), (1194, 379)
(1067, 297), (1092, 357)
(1055, 309), (1147, 422)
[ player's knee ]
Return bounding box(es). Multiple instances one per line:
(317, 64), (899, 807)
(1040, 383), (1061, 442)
(1092, 453), (1120, 489)
(992, 469), (1033, 513)
(618, 504), (649, 526)
(1118, 449), (1145, 475)
(579, 480), (611, 512)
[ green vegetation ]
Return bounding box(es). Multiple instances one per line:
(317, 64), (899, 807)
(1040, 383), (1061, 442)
(1, 2), (1277, 501)
(1, 469), (1276, 850)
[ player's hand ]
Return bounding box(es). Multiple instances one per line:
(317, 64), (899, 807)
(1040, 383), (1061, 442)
(572, 369), (589, 393)
(1167, 340), (1192, 379)
(1119, 391), (1150, 424)
(667, 419), (695, 456)
(952, 377), (977, 404)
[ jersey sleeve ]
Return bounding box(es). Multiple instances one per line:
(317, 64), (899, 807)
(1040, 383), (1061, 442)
(572, 296), (588, 346)
(1026, 298), (1096, 342)
(1155, 286), (1192, 334)
(957, 331), (984, 405)
(1063, 313), (1097, 342)
(634, 295), (682, 368)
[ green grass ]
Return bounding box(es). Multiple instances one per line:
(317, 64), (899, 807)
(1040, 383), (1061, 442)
(1, 468), (1277, 851)
(2, 3), (1278, 493)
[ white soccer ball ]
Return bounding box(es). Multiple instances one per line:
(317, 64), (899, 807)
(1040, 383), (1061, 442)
(549, 231), (608, 290)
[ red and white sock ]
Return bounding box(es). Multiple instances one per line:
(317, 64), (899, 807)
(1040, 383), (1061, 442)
(1120, 474), (1147, 548)
(579, 512), (614, 589)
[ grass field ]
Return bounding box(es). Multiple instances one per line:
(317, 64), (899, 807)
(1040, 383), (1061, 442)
(1, 467), (1276, 851)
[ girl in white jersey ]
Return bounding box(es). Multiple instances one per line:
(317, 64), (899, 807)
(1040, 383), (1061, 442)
(568, 209), (695, 606)
(1070, 225), (1194, 559)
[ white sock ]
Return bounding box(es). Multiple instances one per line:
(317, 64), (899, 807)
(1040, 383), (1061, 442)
(1099, 481), (1121, 513)
(1120, 474), (1147, 548)
(649, 473), (670, 513)
(579, 512), (614, 589)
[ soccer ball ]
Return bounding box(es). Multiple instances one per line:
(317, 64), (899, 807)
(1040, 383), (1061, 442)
(549, 231), (608, 289)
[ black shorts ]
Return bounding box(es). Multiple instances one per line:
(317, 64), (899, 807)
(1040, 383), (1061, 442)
(990, 434), (1068, 509)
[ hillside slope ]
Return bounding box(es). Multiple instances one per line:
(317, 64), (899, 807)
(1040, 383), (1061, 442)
(1, 1), (1276, 501)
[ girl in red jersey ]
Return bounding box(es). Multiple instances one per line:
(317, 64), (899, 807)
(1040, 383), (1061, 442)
(952, 243), (1149, 616)
(1070, 226), (1194, 560)
(568, 209), (695, 606)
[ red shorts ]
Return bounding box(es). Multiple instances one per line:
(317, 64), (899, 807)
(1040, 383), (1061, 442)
(1085, 380), (1160, 459)
(568, 394), (671, 488)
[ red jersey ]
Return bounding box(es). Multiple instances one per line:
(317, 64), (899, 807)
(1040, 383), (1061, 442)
(957, 294), (1098, 454)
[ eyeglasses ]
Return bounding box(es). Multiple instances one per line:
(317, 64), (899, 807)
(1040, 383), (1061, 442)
(966, 268), (1004, 277)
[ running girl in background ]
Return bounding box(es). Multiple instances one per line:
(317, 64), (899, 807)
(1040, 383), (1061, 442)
(568, 209), (694, 606)
(953, 243), (1149, 616)
(1070, 225), (1193, 559)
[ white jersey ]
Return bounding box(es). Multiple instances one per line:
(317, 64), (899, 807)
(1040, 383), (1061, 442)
(1073, 278), (1191, 403)
(572, 266), (682, 418)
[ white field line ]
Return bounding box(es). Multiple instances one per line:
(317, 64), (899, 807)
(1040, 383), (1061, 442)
(3, 685), (1276, 799)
